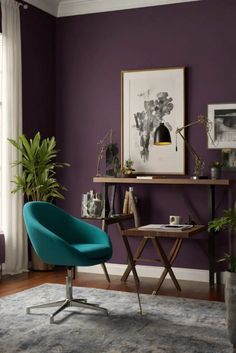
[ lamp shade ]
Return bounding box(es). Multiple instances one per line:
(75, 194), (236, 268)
(153, 122), (171, 145)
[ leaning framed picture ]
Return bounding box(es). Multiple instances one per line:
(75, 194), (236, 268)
(121, 67), (185, 175)
(208, 103), (236, 149)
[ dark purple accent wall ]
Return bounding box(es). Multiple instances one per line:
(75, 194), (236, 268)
(21, 5), (56, 138)
(54, 0), (236, 270)
(27, 0), (234, 270)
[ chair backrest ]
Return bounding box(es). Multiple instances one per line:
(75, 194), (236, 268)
(24, 201), (75, 239)
(23, 201), (112, 266)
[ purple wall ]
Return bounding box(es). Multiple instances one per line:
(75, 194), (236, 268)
(21, 5), (56, 138)
(54, 0), (236, 269)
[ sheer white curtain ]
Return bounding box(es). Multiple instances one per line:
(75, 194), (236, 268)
(1, 0), (28, 274)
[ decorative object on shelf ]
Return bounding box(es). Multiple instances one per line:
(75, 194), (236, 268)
(8, 132), (70, 271)
(210, 161), (223, 179)
(208, 103), (236, 149)
(120, 158), (135, 177)
(122, 187), (135, 214)
(208, 208), (236, 348)
(222, 149), (236, 168)
(121, 67), (185, 175)
(96, 129), (120, 177)
(176, 115), (213, 179)
(106, 142), (120, 177)
(96, 129), (112, 177)
(122, 187), (140, 226)
(81, 190), (104, 219)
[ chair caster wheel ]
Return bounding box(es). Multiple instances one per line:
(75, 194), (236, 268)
(50, 315), (54, 324)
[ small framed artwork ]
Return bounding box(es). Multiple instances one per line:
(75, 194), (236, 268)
(121, 67), (185, 175)
(222, 149), (236, 168)
(208, 103), (236, 149)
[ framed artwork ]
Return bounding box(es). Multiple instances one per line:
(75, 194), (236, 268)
(208, 103), (236, 149)
(121, 67), (185, 175)
(222, 149), (236, 168)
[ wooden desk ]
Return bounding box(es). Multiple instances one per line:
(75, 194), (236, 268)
(121, 225), (206, 294)
(93, 177), (234, 286)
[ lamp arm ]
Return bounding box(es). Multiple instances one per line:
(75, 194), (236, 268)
(177, 115), (211, 132)
(177, 120), (202, 133)
(177, 130), (204, 174)
(176, 116), (207, 177)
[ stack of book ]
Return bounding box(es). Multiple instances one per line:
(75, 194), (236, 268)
(122, 188), (134, 214)
(122, 187), (140, 227)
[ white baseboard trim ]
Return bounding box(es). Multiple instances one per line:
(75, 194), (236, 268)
(76, 263), (211, 283)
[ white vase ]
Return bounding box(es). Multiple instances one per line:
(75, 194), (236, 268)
(225, 271), (236, 347)
(87, 193), (104, 218)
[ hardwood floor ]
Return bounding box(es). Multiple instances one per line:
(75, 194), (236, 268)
(0, 267), (225, 301)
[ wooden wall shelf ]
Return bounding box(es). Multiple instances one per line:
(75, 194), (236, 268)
(93, 176), (232, 186)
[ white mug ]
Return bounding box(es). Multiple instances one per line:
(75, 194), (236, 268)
(169, 215), (181, 225)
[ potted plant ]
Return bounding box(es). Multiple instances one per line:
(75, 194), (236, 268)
(9, 132), (70, 270)
(120, 158), (135, 177)
(208, 208), (236, 348)
(210, 161), (223, 179)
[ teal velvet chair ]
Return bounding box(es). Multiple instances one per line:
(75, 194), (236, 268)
(23, 201), (113, 323)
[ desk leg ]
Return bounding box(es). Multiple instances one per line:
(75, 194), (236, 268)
(153, 238), (182, 294)
(121, 237), (148, 282)
(122, 235), (142, 314)
(208, 185), (216, 286)
(228, 184), (234, 262)
(117, 221), (141, 283)
(152, 238), (181, 294)
(122, 235), (140, 285)
(101, 220), (111, 283)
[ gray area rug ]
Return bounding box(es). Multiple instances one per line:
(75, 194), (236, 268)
(0, 284), (233, 353)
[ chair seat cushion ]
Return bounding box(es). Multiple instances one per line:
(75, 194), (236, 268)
(71, 243), (111, 259)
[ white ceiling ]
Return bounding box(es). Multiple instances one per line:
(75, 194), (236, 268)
(25, 0), (200, 18)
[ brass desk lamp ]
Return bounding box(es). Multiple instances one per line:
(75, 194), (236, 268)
(176, 115), (213, 179)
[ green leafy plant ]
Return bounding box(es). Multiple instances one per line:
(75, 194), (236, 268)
(211, 161), (223, 168)
(208, 208), (236, 272)
(8, 132), (70, 201)
(120, 158), (135, 175)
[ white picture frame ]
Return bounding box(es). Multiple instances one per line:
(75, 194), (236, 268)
(208, 103), (236, 149)
(121, 67), (185, 175)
